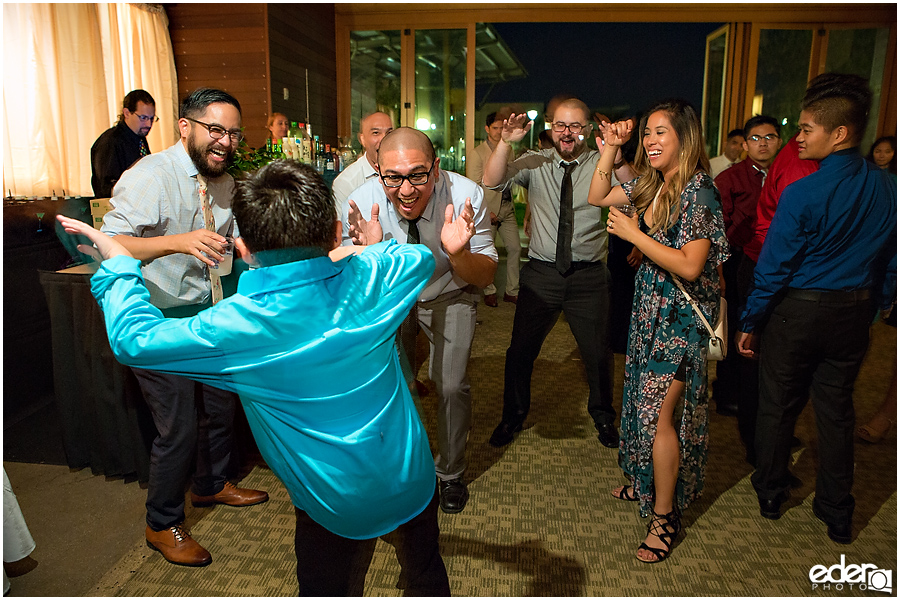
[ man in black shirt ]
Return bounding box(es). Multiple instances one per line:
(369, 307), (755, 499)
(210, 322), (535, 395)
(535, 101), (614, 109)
(90, 89), (156, 197)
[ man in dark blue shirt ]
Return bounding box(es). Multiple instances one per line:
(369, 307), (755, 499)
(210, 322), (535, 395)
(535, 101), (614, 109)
(90, 89), (156, 197)
(737, 73), (896, 544)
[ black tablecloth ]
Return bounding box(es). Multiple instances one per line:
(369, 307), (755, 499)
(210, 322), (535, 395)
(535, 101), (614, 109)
(38, 268), (155, 481)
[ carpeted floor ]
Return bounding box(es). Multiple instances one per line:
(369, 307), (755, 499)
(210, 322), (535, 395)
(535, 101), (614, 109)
(103, 288), (897, 597)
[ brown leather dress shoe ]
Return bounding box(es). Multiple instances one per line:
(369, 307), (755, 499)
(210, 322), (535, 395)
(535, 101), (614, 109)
(484, 294), (498, 307)
(145, 525), (212, 567)
(503, 293), (518, 304)
(191, 481), (269, 507)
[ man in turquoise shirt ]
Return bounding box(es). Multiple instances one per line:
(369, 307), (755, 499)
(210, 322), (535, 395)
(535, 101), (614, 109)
(58, 160), (463, 595)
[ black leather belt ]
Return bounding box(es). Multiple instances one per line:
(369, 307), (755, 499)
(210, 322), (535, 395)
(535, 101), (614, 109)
(786, 288), (871, 303)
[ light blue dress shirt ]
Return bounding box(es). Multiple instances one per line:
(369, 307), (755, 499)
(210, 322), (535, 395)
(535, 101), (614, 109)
(341, 169), (498, 301)
(90, 241), (437, 539)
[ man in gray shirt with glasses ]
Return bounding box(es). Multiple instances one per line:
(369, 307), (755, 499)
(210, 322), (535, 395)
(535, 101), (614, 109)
(101, 88), (268, 568)
(482, 98), (636, 450)
(342, 127), (497, 515)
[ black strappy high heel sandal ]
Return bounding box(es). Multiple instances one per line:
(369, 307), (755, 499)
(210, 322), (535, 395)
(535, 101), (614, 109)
(611, 485), (639, 502)
(636, 508), (681, 563)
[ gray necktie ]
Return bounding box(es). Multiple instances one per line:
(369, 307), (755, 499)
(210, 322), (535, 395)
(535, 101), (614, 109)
(556, 162), (577, 274)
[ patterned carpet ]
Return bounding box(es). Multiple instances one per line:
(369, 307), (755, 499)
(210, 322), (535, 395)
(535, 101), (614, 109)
(107, 260), (897, 597)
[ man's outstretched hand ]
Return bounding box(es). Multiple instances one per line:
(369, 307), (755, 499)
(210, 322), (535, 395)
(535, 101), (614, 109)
(441, 198), (476, 256)
(347, 200), (383, 246)
(57, 215), (133, 262)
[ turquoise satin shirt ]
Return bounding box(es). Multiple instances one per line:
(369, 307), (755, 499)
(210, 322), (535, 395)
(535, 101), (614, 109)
(90, 241), (437, 539)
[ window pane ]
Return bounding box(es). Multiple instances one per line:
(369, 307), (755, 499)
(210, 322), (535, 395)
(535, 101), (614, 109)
(349, 30), (402, 155)
(755, 29), (814, 144)
(415, 29), (467, 174)
(825, 28), (890, 152)
(703, 28), (728, 157)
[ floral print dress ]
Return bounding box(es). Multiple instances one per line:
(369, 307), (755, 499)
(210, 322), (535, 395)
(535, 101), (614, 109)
(618, 172), (729, 517)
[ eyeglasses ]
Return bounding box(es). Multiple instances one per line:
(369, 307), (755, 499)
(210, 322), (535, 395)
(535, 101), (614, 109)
(185, 117), (244, 143)
(381, 161), (435, 188)
(551, 122), (587, 134)
(136, 114), (159, 123)
(747, 134), (779, 144)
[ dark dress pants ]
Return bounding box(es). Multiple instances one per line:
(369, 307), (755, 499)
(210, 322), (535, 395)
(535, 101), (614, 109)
(132, 368), (237, 530)
(751, 293), (873, 525)
(294, 485), (450, 596)
(502, 260), (615, 429)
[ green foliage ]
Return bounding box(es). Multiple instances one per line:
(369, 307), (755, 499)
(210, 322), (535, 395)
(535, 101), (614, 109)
(227, 140), (285, 179)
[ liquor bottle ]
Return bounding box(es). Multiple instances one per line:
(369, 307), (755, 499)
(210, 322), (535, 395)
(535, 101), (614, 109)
(324, 144), (336, 174)
(296, 122), (313, 164)
(314, 136), (325, 173)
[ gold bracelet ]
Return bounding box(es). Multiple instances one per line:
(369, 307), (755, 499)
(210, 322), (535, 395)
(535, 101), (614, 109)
(595, 166), (610, 181)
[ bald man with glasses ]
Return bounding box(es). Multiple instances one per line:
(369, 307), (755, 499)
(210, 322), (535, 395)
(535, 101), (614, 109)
(101, 87), (267, 567)
(341, 127), (498, 514)
(91, 89), (158, 197)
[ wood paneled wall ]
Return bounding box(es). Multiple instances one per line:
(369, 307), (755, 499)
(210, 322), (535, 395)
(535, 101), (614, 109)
(166, 4), (270, 148)
(166, 4), (339, 150)
(268, 4), (338, 148)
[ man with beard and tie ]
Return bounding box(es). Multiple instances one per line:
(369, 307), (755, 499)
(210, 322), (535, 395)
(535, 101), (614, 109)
(101, 88), (268, 567)
(482, 98), (637, 449)
(91, 89), (157, 198)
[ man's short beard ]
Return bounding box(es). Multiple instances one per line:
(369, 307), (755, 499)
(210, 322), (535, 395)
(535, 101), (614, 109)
(188, 135), (232, 178)
(555, 138), (584, 161)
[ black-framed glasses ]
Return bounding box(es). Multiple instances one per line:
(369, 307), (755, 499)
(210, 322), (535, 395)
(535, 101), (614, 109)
(551, 122), (587, 134)
(136, 114), (159, 123)
(380, 161), (436, 188)
(747, 134), (779, 144)
(185, 117), (244, 143)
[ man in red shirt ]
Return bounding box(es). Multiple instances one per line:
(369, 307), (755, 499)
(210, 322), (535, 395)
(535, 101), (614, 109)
(712, 116), (780, 442)
(726, 131), (819, 465)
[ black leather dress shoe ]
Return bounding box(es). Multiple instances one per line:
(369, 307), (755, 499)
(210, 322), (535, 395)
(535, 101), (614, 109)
(489, 421), (522, 448)
(596, 424), (620, 448)
(439, 478), (469, 514)
(759, 495), (787, 520)
(813, 505), (852, 544)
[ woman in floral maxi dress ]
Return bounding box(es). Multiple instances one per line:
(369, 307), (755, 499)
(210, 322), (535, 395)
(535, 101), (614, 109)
(587, 99), (729, 563)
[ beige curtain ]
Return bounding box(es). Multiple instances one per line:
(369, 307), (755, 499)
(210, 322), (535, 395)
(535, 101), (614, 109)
(2, 3), (177, 197)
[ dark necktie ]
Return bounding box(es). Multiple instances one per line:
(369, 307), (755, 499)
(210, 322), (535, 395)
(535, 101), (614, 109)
(556, 162), (577, 274)
(140, 138), (149, 157)
(406, 217), (421, 244)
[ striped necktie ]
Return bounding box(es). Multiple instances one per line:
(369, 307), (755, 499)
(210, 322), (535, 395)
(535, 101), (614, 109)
(197, 174), (223, 304)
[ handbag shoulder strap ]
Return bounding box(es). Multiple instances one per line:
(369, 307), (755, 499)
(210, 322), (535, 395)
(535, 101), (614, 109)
(671, 274), (717, 339)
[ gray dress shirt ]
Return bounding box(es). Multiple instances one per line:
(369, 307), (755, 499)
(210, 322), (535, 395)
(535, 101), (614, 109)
(101, 141), (237, 308)
(341, 169), (498, 301)
(487, 147), (616, 263)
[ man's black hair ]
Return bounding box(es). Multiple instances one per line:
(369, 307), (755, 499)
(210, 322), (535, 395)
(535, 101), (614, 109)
(726, 128), (745, 140)
(179, 88), (242, 120)
(233, 160), (334, 254)
(121, 89), (155, 116)
(743, 115), (781, 139)
(801, 73), (872, 146)
(485, 112), (500, 128)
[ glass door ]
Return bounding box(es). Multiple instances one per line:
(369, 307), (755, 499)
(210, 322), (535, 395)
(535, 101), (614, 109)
(413, 29), (468, 174)
(348, 30), (402, 156)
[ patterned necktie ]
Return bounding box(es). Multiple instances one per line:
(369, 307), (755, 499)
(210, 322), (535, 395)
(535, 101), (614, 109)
(556, 162), (577, 274)
(140, 138), (149, 157)
(197, 174), (223, 304)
